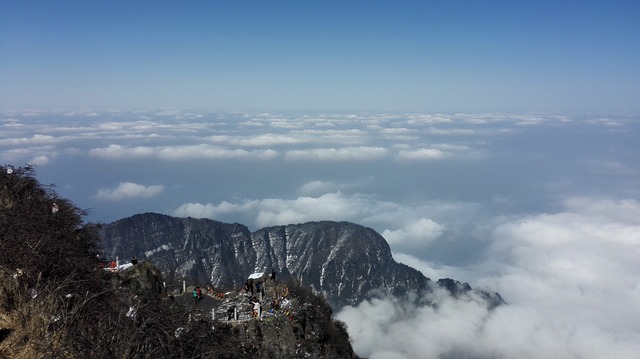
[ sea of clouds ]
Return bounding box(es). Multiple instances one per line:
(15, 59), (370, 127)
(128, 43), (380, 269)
(338, 197), (640, 359)
(2, 109), (639, 358)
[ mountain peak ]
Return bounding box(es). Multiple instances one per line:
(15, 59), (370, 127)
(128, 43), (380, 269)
(100, 214), (500, 309)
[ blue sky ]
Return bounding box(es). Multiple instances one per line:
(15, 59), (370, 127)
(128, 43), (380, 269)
(2, 2), (640, 358)
(2, 1), (639, 112)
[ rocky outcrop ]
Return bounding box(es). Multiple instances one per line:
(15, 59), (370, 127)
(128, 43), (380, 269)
(437, 278), (505, 309)
(112, 260), (165, 299)
(175, 277), (358, 359)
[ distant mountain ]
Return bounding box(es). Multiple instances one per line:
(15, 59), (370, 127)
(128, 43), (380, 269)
(100, 213), (502, 308)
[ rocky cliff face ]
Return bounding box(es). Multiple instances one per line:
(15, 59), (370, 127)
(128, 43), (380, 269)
(252, 221), (431, 308)
(100, 213), (255, 293)
(100, 213), (500, 309)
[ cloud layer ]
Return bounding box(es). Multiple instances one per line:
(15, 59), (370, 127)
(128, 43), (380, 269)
(3, 110), (567, 166)
(95, 182), (164, 201)
(337, 198), (640, 359)
(2, 110), (639, 358)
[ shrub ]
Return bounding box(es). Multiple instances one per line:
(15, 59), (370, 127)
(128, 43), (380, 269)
(0, 166), (250, 358)
(284, 279), (359, 358)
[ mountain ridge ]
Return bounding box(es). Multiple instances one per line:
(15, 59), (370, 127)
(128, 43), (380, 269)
(100, 212), (502, 309)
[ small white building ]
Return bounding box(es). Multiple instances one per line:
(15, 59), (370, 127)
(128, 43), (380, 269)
(247, 272), (268, 282)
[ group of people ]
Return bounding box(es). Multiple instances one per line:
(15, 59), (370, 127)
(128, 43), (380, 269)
(245, 269), (277, 296)
(245, 279), (265, 297)
(242, 269), (280, 319)
(191, 285), (223, 301)
(192, 286), (203, 300)
(188, 269), (282, 320)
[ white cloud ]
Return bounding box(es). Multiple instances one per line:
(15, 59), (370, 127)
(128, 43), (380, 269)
(0, 146), (62, 166)
(150, 110), (203, 120)
(173, 192), (384, 228)
(562, 197), (640, 225)
(156, 145), (279, 160)
(0, 134), (60, 146)
(426, 127), (477, 136)
(95, 182), (164, 201)
(63, 111), (100, 117)
(396, 148), (446, 160)
(173, 200), (259, 218)
(391, 252), (466, 281)
(339, 197), (640, 359)
(515, 117), (546, 126)
(288, 128), (370, 145)
(432, 143), (472, 151)
(89, 144), (280, 161)
(209, 134), (305, 147)
(381, 127), (415, 135)
(378, 127), (419, 141)
(253, 193), (368, 227)
(284, 147), (388, 161)
(28, 154), (53, 166)
(483, 203), (640, 334)
(586, 117), (625, 127)
(89, 145), (155, 159)
(297, 180), (339, 196)
(11, 110), (43, 117)
(395, 143), (481, 161)
(405, 114), (455, 125)
(172, 191), (481, 240)
(382, 218), (446, 249)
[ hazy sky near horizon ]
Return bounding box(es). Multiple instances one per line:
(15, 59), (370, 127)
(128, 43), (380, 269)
(2, 2), (640, 358)
(2, 0), (640, 113)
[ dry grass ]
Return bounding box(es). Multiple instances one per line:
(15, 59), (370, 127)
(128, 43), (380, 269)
(0, 270), (73, 358)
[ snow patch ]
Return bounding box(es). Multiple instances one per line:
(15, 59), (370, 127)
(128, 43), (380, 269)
(248, 272), (265, 280)
(178, 259), (195, 273)
(118, 263), (133, 271)
(144, 244), (170, 258)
